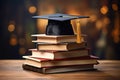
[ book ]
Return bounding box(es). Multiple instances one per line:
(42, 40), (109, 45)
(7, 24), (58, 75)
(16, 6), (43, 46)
(29, 48), (89, 59)
(22, 64), (95, 74)
(37, 42), (87, 51)
(23, 56), (99, 68)
(31, 34), (86, 44)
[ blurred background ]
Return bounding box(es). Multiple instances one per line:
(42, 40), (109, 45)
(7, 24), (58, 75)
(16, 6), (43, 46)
(0, 0), (119, 59)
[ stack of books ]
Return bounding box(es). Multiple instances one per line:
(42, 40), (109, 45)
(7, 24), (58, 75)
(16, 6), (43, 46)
(22, 34), (99, 73)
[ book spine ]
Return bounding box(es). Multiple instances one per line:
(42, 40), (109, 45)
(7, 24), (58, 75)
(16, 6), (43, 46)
(22, 64), (43, 73)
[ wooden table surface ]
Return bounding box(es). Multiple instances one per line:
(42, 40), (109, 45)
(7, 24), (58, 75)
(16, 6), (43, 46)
(0, 60), (120, 80)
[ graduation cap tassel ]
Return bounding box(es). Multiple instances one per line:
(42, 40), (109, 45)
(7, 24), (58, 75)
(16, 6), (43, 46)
(76, 20), (82, 43)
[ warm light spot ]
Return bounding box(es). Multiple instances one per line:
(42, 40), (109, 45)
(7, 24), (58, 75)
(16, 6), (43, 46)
(19, 47), (26, 54)
(9, 35), (17, 46)
(66, 9), (80, 15)
(8, 24), (15, 32)
(112, 4), (118, 11)
(37, 19), (48, 33)
(96, 20), (103, 30)
(103, 17), (110, 25)
(100, 6), (108, 15)
(28, 6), (37, 14)
(19, 38), (25, 46)
(112, 29), (119, 43)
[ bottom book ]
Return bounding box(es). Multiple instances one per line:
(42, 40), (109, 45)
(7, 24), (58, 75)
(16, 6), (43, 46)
(22, 64), (96, 74)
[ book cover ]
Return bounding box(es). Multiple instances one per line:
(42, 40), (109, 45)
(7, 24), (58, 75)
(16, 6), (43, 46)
(23, 55), (99, 68)
(22, 64), (96, 74)
(32, 34), (87, 44)
(32, 34), (77, 44)
(37, 42), (87, 51)
(29, 48), (89, 59)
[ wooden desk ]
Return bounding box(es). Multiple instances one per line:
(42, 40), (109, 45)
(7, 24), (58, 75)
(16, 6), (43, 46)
(0, 60), (120, 80)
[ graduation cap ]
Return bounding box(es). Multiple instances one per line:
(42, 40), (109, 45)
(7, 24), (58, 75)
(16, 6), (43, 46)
(32, 13), (89, 35)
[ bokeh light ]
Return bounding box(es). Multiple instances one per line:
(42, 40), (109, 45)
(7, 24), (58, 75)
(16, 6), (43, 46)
(112, 29), (119, 43)
(103, 17), (110, 25)
(8, 24), (15, 32)
(19, 47), (26, 54)
(100, 6), (108, 15)
(96, 20), (103, 30)
(37, 19), (48, 33)
(112, 4), (118, 11)
(28, 6), (37, 14)
(9, 35), (18, 46)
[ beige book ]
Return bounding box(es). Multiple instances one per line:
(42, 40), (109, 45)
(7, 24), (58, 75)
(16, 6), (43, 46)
(32, 34), (86, 44)
(23, 56), (99, 68)
(29, 49), (89, 59)
(37, 42), (87, 51)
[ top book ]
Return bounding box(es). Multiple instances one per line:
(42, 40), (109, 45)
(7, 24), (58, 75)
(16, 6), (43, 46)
(32, 34), (86, 44)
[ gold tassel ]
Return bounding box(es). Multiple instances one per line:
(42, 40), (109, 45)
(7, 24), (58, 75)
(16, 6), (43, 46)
(76, 20), (82, 43)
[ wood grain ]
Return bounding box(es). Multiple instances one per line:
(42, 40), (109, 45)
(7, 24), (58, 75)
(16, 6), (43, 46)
(0, 60), (120, 80)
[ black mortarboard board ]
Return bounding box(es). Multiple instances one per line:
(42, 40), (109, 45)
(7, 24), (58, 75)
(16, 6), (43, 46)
(32, 13), (89, 35)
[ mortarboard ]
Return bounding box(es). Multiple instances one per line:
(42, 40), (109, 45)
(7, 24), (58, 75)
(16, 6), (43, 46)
(32, 13), (89, 35)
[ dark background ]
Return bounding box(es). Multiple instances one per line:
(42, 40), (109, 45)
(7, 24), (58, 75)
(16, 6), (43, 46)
(0, 0), (119, 59)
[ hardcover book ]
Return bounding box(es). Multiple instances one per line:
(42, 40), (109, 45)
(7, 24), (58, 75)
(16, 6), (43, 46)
(37, 42), (87, 51)
(29, 48), (89, 59)
(22, 64), (95, 74)
(32, 34), (77, 44)
(23, 56), (99, 68)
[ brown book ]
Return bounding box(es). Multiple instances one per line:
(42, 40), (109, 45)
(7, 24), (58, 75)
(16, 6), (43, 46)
(31, 34), (86, 44)
(29, 48), (89, 59)
(22, 64), (96, 74)
(23, 56), (99, 68)
(37, 42), (87, 51)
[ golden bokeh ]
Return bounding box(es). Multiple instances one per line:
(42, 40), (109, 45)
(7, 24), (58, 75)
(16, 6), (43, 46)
(37, 19), (48, 33)
(100, 6), (108, 15)
(19, 47), (26, 54)
(103, 17), (110, 25)
(112, 29), (119, 43)
(112, 4), (118, 11)
(8, 24), (15, 32)
(96, 20), (103, 30)
(28, 6), (37, 14)
(9, 37), (17, 46)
